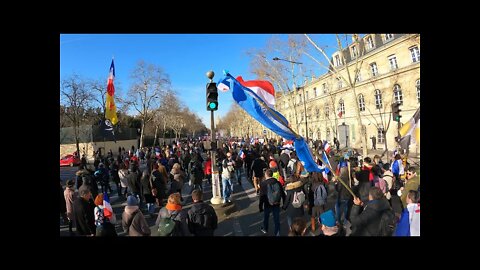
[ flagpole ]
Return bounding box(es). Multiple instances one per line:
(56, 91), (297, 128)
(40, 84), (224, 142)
(313, 150), (355, 197)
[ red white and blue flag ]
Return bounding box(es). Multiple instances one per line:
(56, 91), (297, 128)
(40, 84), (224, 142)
(324, 141), (331, 154)
(218, 76), (276, 108)
(103, 191), (113, 219)
(239, 149), (246, 159)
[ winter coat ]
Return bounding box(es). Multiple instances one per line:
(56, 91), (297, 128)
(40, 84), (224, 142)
(60, 183), (67, 213)
(140, 174), (152, 195)
(121, 206), (151, 236)
(64, 187), (77, 220)
(156, 207), (190, 236)
(382, 170), (394, 200)
(259, 177), (286, 210)
(325, 181), (338, 211)
(282, 181), (305, 219)
(251, 158), (268, 178)
(187, 201), (218, 236)
(127, 171), (140, 194)
(350, 198), (391, 236)
(355, 169), (371, 202)
(73, 196), (96, 236)
(118, 169), (129, 188)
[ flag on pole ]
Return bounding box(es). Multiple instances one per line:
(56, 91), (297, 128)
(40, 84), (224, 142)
(399, 107), (420, 144)
(103, 191), (113, 219)
(105, 59), (118, 125)
(218, 72), (325, 173)
(100, 119), (116, 143)
(236, 76), (276, 108)
(338, 110), (343, 118)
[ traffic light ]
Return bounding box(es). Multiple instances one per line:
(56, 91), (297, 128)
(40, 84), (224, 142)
(206, 82), (218, 111)
(392, 102), (402, 122)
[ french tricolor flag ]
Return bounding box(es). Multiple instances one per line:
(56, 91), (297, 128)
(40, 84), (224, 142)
(324, 141), (331, 154)
(103, 191), (113, 219)
(239, 149), (246, 159)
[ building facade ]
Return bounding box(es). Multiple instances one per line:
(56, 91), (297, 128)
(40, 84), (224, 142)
(275, 33), (420, 153)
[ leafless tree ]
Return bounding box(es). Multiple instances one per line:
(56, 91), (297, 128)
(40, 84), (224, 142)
(127, 60), (171, 148)
(304, 34), (369, 156)
(60, 74), (92, 155)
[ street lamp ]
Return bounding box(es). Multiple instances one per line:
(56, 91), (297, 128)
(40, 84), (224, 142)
(273, 56), (308, 141)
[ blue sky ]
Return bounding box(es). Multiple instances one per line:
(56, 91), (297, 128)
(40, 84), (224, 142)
(60, 34), (342, 125)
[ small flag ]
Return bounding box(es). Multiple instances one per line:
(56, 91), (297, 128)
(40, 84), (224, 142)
(239, 149), (246, 159)
(103, 191), (113, 219)
(338, 110), (343, 118)
(324, 141), (331, 154)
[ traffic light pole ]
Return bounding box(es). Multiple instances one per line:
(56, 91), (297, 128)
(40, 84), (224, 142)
(207, 71), (222, 205)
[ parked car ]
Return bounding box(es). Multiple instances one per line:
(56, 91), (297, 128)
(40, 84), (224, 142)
(60, 154), (80, 167)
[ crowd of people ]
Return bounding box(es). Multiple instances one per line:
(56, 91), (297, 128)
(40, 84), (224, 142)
(60, 137), (420, 237)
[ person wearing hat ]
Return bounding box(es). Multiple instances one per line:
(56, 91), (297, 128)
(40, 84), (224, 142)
(319, 209), (345, 236)
(73, 185), (96, 236)
(64, 179), (77, 235)
(121, 195), (151, 236)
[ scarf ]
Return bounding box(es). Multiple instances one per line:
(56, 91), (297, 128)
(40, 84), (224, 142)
(166, 202), (182, 211)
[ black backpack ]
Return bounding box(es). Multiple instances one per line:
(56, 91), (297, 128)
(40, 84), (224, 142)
(378, 207), (397, 236)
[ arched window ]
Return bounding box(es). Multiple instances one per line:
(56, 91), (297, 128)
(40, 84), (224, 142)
(325, 103), (330, 118)
(393, 84), (403, 105)
(316, 107), (320, 119)
(339, 99), (345, 114)
(358, 94), (365, 112)
(416, 79), (420, 103)
(374, 89), (382, 109)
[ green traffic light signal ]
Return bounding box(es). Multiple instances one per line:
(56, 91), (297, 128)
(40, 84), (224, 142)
(209, 102), (217, 109)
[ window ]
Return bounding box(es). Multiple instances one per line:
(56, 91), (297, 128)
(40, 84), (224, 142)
(385, 34), (394, 42)
(306, 90), (309, 100)
(370, 62), (378, 77)
(316, 107), (320, 119)
(355, 70), (362, 83)
(313, 87), (317, 98)
(326, 128), (331, 142)
(298, 94), (302, 104)
(410, 46), (420, 63)
(351, 45), (358, 58)
(317, 129), (321, 140)
(388, 55), (398, 70)
(378, 125), (385, 144)
(337, 77), (343, 89)
(323, 83), (328, 94)
(335, 55), (342, 66)
(325, 104), (330, 118)
(365, 35), (375, 51)
(393, 84), (403, 105)
(374, 89), (383, 109)
(416, 79), (420, 103)
(339, 99), (345, 114)
(358, 94), (365, 112)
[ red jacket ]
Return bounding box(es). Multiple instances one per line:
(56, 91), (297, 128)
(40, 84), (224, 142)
(204, 159), (212, 175)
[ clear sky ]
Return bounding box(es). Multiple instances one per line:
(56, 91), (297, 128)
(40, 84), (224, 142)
(60, 34), (341, 125)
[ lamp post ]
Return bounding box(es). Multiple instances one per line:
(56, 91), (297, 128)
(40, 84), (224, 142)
(272, 57), (308, 141)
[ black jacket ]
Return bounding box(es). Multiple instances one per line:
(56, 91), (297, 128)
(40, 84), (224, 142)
(73, 197), (96, 236)
(187, 201), (218, 236)
(350, 198), (391, 236)
(251, 158), (268, 178)
(259, 177), (286, 211)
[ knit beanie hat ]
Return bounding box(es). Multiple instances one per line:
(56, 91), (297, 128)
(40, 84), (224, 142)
(127, 195), (138, 206)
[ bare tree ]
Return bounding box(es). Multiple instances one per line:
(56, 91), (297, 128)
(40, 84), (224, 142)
(60, 74), (92, 155)
(127, 60), (171, 148)
(247, 35), (309, 133)
(304, 34), (369, 156)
